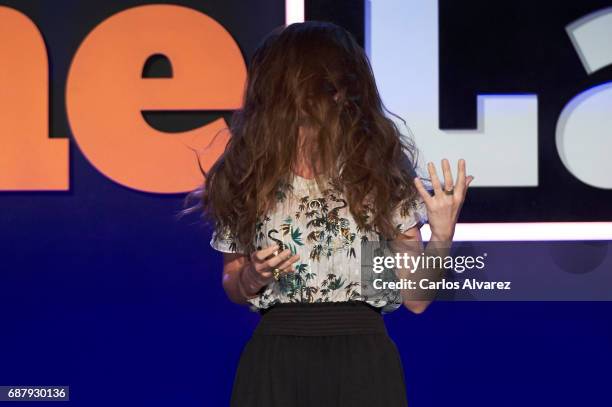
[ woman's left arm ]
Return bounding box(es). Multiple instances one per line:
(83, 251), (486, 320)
(395, 158), (474, 314)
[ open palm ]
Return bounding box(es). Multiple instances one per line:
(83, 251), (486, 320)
(413, 159), (474, 241)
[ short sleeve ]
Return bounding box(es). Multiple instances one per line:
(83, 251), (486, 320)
(209, 226), (248, 254)
(391, 194), (428, 233)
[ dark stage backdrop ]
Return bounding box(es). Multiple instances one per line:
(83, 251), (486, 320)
(0, 1), (611, 406)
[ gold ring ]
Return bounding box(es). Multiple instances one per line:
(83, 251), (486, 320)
(272, 268), (282, 281)
(444, 188), (454, 195)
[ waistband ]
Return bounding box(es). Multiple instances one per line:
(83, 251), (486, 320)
(254, 301), (387, 336)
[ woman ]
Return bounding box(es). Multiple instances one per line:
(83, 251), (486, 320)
(185, 21), (473, 406)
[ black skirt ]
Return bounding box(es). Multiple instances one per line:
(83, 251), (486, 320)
(230, 301), (408, 407)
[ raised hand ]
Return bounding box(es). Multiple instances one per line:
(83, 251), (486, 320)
(413, 159), (474, 242)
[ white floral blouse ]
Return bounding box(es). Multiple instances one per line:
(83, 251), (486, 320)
(210, 173), (428, 313)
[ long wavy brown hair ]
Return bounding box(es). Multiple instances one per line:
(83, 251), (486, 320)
(181, 21), (422, 253)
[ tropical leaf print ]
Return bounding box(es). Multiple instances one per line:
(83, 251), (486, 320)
(241, 175), (408, 313)
(291, 227), (303, 245)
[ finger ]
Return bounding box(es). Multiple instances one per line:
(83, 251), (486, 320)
(253, 244), (280, 261)
(256, 270), (273, 283)
(454, 159), (467, 196)
(413, 177), (433, 206)
(277, 254), (300, 272)
(246, 263), (273, 282)
(428, 162), (443, 194)
(466, 175), (474, 188)
(456, 175), (474, 214)
(265, 249), (293, 268)
(441, 159), (454, 191)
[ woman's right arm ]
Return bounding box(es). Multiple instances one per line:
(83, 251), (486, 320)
(221, 245), (300, 304)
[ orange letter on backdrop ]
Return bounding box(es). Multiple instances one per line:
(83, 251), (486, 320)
(66, 4), (246, 193)
(0, 6), (69, 190)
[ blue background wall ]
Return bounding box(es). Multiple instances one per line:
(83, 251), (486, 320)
(1, 1), (611, 405)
